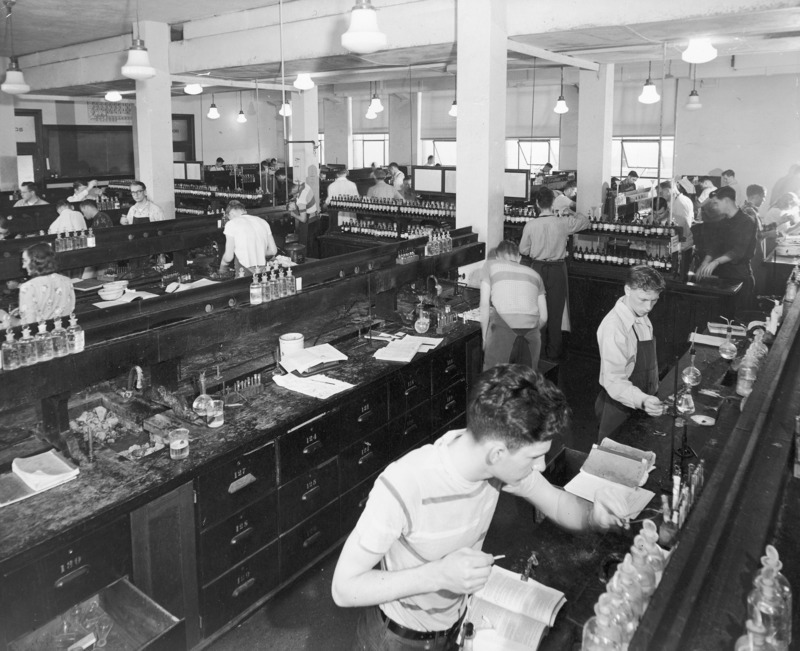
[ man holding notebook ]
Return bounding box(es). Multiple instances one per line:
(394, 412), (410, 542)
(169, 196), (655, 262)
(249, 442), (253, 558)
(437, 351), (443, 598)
(332, 364), (629, 650)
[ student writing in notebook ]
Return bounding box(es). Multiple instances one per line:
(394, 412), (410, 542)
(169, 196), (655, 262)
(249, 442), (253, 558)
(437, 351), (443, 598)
(332, 364), (629, 651)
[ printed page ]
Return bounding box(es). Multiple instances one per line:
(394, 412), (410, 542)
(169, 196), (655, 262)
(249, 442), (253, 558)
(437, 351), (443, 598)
(473, 566), (565, 626)
(12, 450), (79, 492)
(468, 598), (547, 649)
(581, 446), (648, 487)
(564, 472), (655, 519)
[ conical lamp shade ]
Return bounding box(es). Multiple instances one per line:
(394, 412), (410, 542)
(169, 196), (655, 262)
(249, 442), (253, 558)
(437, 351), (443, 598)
(638, 80), (660, 104)
(341, 0), (387, 54)
(237, 110), (247, 123)
(685, 90), (702, 110)
(207, 103), (220, 119)
(1, 58), (30, 95)
(121, 39), (156, 80)
(294, 74), (314, 90)
(682, 38), (717, 64)
(553, 96), (569, 114)
(184, 83), (203, 95)
(448, 101), (457, 117)
(279, 102), (292, 117)
(369, 95), (384, 113)
(365, 107), (377, 120)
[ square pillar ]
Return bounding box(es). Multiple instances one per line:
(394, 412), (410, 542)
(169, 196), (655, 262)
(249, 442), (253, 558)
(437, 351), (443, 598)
(322, 97), (350, 167)
(388, 91), (418, 168)
(132, 21), (175, 219)
(293, 86), (320, 203)
(577, 64), (615, 216)
(0, 60), (18, 191)
(456, 0), (507, 257)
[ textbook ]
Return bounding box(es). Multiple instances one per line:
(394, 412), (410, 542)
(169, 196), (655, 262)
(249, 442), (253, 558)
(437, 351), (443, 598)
(0, 450), (79, 508)
(466, 565), (566, 650)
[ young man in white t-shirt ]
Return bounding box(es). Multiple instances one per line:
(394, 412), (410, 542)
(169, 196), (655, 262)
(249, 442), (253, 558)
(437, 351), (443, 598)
(218, 200), (277, 274)
(332, 364), (629, 650)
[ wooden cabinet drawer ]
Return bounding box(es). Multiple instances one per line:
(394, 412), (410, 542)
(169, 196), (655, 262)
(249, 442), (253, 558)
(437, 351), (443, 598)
(198, 491), (278, 586)
(200, 540), (280, 637)
(340, 427), (392, 493)
(431, 379), (467, 432)
(388, 400), (431, 459)
(430, 342), (467, 392)
(2, 517), (131, 641)
(280, 501), (340, 583)
(196, 439), (277, 530)
(337, 385), (389, 448)
(388, 362), (431, 419)
(279, 409), (340, 484)
(340, 473), (379, 537)
(279, 458), (339, 532)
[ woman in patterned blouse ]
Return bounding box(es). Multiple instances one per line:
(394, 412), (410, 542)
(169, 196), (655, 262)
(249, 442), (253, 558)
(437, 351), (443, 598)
(0, 243), (75, 326)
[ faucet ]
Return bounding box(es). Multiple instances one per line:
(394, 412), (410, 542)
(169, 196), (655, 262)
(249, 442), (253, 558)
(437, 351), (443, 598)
(128, 365), (144, 391)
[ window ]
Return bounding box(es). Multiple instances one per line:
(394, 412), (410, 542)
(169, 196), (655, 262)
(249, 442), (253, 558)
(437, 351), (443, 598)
(45, 126), (135, 177)
(172, 114), (195, 162)
(507, 139), (559, 172)
(352, 133), (388, 169)
(613, 137), (674, 183)
(420, 140), (457, 166)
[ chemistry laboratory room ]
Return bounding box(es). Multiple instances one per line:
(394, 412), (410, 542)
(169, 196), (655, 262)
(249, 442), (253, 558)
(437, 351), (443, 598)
(0, 0), (798, 649)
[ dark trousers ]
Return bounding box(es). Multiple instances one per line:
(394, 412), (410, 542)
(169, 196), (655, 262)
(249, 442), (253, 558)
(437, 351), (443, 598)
(352, 606), (459, 651)
(530, 260), (568, 360)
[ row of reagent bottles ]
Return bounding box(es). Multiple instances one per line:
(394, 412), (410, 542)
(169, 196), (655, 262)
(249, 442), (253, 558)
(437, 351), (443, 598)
(424, 230), (453, 256)
(249, 268), (297, 305)
(1, 314), (84, 370)
(738, 545), (792, 650)
(54, 229), (96, 252)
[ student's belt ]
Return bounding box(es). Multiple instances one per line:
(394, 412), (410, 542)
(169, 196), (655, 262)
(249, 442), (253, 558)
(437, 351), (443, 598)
(379, 608), (463, 641)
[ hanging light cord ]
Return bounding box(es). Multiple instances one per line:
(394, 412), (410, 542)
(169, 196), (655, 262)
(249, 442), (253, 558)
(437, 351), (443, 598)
(4, 1), (15, 57)
(529, 59), (536, 140)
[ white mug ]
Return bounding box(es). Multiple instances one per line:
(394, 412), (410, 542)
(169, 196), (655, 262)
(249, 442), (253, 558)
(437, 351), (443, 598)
(279, 332), (305, 358)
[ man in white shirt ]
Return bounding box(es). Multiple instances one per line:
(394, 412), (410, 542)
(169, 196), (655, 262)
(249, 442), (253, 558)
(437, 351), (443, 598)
(14, 182), (49, 207)
(657, 180), (694, 250)
(48, 200), (87, 234)
(387, 162), (405, 190)
(120, 181), (169, 224)
(219, 200), (276, 275)
(552, 181), (577, 215)
(325, 168), (360, 224)
(596, 266), (665, 440)
(289, 179), (320, 257)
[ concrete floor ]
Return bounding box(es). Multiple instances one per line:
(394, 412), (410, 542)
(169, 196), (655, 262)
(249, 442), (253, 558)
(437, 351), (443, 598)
(208, 350), (601, 651)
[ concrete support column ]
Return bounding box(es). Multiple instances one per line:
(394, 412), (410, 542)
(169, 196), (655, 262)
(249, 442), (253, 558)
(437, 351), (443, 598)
(558, 83), (580, 171)
(388, 91), (418, 168)
(456, 0), (507, 255)
(132, 22), (174, 219)
(293, 86), (320, 202)
(322, 97), (349, 167)
(0, 60), (18, 191)
(577, 63), (615, 216)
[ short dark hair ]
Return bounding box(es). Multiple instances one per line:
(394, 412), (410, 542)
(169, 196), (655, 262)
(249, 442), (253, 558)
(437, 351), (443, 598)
(336, 168), (348, 177)
(536, 186), (555, 209)
(389, 162), (399, 169)
(467, 364), (570, 450)
(722, 169), (735, 177)
(24, 242), (57, 277)
(627, 171), (639, 179)
(226, 199), (246, 214)
(73, 180), (87, 191)
(746, 184), (766, 199)
(80, 199), (98, 210)
(563, 180), (576, 191)
(56, 200), (70, 210)
(542, 163), (553, 170)
(20, 182), (38, 193)
(373, 168), (388, 181)
(131, 180), (146, 191)
(658, 180), (673, 191)
(216, 157), (224, 164)
(626, 265), (665, 293)
(496, 240), (520, 260)
(711, 186), (736, 202)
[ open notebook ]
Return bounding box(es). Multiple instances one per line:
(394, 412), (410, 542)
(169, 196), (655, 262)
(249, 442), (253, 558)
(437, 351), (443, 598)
(0, 450), (79, 508)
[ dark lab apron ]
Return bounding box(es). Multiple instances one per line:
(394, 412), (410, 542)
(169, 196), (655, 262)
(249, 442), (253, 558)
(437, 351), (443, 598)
(595, 327), (658, 441)
(132, 216), (150, 225)
(483, 309), (541, 371)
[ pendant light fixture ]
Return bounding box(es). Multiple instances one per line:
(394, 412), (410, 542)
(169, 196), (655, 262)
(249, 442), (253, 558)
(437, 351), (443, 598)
(638, 61), (660, 104)
(1, 2), (30, 95)
(279, 101), (292, 117)
(237, 92), (247, 123)
(682, 38), (717, 64)
(105, 90), (123, 102)
(685, 64), (702, 110)
(294, 73), (314, 90)
(341, 0), (387, 55)
(278, 0), (292, 119)
(365, 81), (377, 119)
(121, 0), (156, 80)
(207, 93), (220, 119)
(184, 83), (203, 95)
(553, 67), (568, 114)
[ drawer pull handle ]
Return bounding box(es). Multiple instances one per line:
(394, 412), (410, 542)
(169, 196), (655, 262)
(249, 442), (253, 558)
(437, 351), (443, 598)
(303, 440), (322, 455)
(444, 363), (458, 374)
(54, 565), (90, 589)
(228, 473), (256, 494)
(302, 531), (322, 548)
(357, 410), (373, 424)
(358, 496), (369, 509)
(232, 578), (256, 598)
(403, 423), (418, 437)
(358, 451), (374, 466)
(230, 527), (254, 546)
(302, 485), (321, 501)
(403, 385), (417, 396)
(445, 399), (457, 411)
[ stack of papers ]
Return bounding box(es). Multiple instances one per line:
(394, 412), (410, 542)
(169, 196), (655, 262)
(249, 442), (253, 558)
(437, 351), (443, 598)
(564, 438), (656, 519)
(279, 343), (348, 375)
(0, 450), (79, 508)
(165, 278), (219, 293)
(373, 336), (442, 363)
(92, 290), (159, 308)
(460, 308), (481, 323)
(273, 373), (354, 399)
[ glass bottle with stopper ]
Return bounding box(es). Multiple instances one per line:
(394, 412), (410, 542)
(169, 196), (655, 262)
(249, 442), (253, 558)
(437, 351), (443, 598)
(718, 316), (738, 361)
(682, 328), (701, 387)
(192, 370), (214, 416)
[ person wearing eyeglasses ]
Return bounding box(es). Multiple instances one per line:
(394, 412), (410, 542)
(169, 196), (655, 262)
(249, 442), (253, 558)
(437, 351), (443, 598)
(13, 182), (49, 207)
(120, 181), (168, 225)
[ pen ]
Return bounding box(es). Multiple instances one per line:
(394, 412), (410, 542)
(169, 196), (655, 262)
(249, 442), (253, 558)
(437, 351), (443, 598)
(492, 555), (505, 560)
